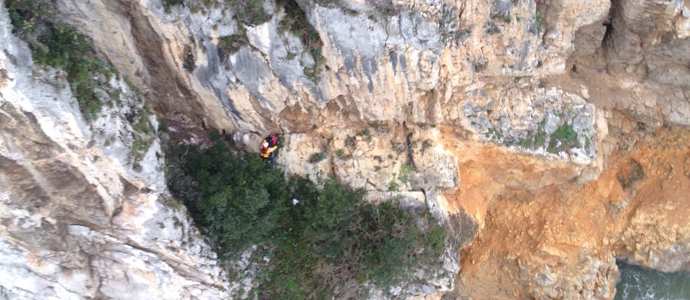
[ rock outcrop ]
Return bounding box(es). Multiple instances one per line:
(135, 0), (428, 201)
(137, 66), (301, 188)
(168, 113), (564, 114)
(453, 128), (690, 299)
(0, 8), (228, 299)
(1, 0), (690, 298)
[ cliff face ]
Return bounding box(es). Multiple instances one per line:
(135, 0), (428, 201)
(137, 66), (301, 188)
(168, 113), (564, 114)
(50, 0), (690, 193)
(0, 9), (228, 299)
(1, 0), (690, 298)
(52, 0), (690, 127)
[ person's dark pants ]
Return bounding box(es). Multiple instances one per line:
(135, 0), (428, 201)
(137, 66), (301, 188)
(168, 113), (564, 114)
(262, 153), (275, 167)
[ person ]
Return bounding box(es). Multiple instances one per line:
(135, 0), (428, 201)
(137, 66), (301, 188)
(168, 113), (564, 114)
(260, 135), (279, 166)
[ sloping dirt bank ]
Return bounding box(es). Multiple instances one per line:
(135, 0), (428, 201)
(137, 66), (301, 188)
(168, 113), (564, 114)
(439, 128), (690, 299)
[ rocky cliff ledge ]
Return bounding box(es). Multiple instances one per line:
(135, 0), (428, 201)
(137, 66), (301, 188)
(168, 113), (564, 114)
(1, 0), (690, 298)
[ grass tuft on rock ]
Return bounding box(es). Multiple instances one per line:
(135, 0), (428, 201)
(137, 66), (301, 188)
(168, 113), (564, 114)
(547, 124), (580, 153)
(218, 33), (248, 56)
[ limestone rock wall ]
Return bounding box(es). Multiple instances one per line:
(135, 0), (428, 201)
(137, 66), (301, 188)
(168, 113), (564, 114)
(48, 0), (690, 193)
(1, 0), (690, 298)
(53, 0), (609, 134)
(0, 8), (229, 299)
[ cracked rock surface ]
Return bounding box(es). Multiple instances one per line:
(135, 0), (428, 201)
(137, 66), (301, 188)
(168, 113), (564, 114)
(0, 7), (229, 299)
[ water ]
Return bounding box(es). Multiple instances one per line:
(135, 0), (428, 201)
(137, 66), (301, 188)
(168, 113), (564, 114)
(615, 262), (690, 300)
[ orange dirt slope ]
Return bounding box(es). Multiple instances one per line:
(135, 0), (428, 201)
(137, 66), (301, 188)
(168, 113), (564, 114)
(438, 127), (690, 299)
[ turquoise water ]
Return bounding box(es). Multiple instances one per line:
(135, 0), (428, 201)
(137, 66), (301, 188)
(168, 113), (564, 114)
(615, 262), (690, 300)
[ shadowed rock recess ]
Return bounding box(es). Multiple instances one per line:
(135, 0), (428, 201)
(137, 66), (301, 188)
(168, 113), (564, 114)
(0, 0), (689, 298)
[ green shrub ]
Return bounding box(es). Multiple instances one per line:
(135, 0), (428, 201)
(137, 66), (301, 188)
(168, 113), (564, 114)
(130, 135), (154, 166)
(162, 0), (184, 13)
(547, 124), (580, 153)
(218, 34), (247, 56)
(170, 137), (289, 253)
(158, 119), (169, 134)
(5, 0), (53, 36)
(427, 226), (447, 256)
(225, 0), (271, 25)
(354, 201), (422, 286)
(166, 137), (449, 297)
(134, 112), (152, 134)
(358, 128), (371, 139)
(164, 0), (185, 6)
(263, 179), (443, 297)
(278, 0), (321, 49)
(397, 164), (414, 184)
(308, 152), (327, 163)
(182, 47), (195, 72)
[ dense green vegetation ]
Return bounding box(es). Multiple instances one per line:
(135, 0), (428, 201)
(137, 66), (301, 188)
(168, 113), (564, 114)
(167, 135), (447, 298)
(5, 0), (118, 117)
